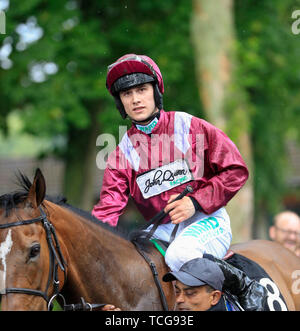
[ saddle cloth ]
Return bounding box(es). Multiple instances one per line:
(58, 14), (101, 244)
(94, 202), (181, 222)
(151, 238), (288, 311)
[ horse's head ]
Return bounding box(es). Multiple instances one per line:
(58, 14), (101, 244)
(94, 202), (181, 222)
(0, 168), (62, 310)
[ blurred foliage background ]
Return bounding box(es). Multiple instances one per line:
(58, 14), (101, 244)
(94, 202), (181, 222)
(0, 0), (300, 242)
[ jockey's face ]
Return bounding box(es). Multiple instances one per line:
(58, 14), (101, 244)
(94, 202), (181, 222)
(119, 83), (158, 124)
(174, 281), (221, 311)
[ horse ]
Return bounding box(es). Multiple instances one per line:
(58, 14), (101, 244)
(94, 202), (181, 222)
(0, 169), (175, 311)
(0, 169), (300, 311)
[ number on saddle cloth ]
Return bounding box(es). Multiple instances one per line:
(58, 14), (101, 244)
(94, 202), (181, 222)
(224, 253), (288, 311)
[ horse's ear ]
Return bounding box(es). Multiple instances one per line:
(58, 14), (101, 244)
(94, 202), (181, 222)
(27, 168), (46, 209)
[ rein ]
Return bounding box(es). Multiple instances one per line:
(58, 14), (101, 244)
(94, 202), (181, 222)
(142, 185), (193, 241)
(132, 185), (194, 311)
(0, 207), (104, 311)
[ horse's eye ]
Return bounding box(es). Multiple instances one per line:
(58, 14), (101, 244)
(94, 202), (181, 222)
(29, 244), (40, 259)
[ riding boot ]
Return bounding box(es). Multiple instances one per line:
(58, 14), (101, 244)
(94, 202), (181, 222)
(204, 254), (268, 311)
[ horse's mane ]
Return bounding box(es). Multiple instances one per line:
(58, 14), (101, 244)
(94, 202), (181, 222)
(0, 171), (151, 250)
(0, 172), (32, 217)
(55, 199), (129, 241)
(57, 203), (153, 252)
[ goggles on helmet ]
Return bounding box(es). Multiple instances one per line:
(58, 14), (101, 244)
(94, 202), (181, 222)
(110, 73), (155, 95)
(106, 54), (164, 119)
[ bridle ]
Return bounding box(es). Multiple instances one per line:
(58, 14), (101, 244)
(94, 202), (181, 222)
(0, 206), (107, 311)
(0, 206), (67, 310)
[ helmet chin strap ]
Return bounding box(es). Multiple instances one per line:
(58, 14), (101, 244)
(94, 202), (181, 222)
(130, 109), (161, 125)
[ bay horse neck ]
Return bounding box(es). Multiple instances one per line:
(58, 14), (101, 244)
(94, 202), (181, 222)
(44, 199), (131, 250)
(43, 200), (143, 305)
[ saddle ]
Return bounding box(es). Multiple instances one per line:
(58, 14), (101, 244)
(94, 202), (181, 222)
(150, 238), (288, 311)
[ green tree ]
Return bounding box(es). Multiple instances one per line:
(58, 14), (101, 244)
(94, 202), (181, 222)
(0, 0), (202, 210)
(191, 0), (254, 242)
(235, 0), (300, 237)
(191, 0), (300, 240)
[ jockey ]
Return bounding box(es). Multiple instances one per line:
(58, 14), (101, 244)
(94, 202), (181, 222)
(92, 54), (267, 311)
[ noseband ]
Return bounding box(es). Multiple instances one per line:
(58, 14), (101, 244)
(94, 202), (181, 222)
(0, 207), (67, 310)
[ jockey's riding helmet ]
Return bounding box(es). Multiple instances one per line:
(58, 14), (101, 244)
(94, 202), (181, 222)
(106, 54), (164, 119)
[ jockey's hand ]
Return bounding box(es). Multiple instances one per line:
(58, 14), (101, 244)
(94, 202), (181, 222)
(101, 304), (121, 311)
(164, 195), (196, 224)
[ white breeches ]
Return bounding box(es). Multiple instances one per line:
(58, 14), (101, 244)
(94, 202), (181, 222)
(146, 207), (232, 272)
